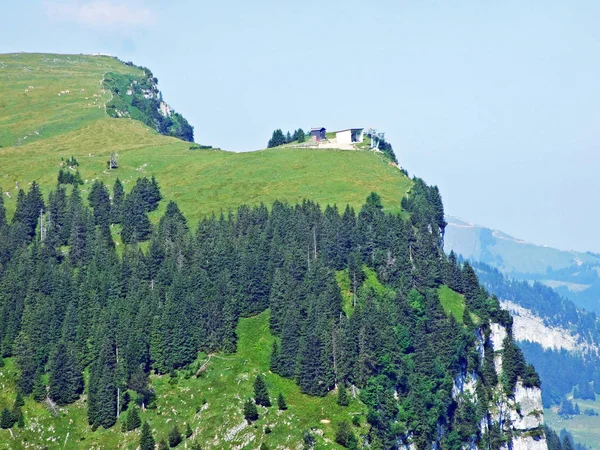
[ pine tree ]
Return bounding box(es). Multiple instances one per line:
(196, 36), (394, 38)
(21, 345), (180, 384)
(168, 424), (182, 447)
(254, 375), (271, 406)
(32, 369), (47, 402)
(14, 391), (24, 408)
(111, 178), (125, 224)
(269, 341), (279, 372)
(337, 383), (349, 406)
(244, 398), (259, 423)
(11, 406), (23, 429)
(277, 392), (287, 410)
(48, 340), (83, 405)
(0, 407), (13, 429)
(140, 421), (155, 450)
(125, 407), (141, 431)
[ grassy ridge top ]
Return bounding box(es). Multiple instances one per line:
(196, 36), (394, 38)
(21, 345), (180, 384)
(0, 53), (411, 224)
(0, 53), (142, 147)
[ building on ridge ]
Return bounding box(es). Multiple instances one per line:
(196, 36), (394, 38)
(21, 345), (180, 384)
(310, 127), (326, 142)
(335, 128), (364, 145)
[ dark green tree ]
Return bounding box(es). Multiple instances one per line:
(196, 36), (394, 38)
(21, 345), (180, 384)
(158, 439), (169, 450)
(277, 392), (287, 410)
(337, 383), (349, 406)
(254, 375), (271, 407)
(125, 407), (141, 431)
(48, 340), (83, 405)
(0, 407), (13, 429)
(140, 421), (156, 450)
(168, 424), (182, 447)
(111, 178), (125, 224)
(244, 398), (258, 423)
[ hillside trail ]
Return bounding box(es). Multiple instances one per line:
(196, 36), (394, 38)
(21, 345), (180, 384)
(100, 71), (112, 115)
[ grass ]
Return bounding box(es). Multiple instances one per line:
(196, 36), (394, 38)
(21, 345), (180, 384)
(437, 285), (466, 322)
(0, 55), (411, 227)
(544, 394), (600, 449)
(0, 311), (365, 449)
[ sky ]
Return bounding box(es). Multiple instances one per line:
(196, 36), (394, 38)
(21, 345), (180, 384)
(1, 0), (600, 252)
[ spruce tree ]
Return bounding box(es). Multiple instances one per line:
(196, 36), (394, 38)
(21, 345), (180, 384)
(111, 178), (125, 224)
(168, 424), (182, 447)
(48, 340), (83, 405)
(254, 375), (271, 407)
(14, 391), (24, 408)
(140, 421), (155, 450)
(0, 407), (13, 429)
(337, 383), (349, 406)
(277, 392), (287, 410)
(125, 407), (141, 431)
(244, 398), (259, 423)
(32, 370), (46, 402)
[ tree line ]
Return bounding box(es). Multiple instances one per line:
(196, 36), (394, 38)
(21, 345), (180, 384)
(0, 175), (538, 449)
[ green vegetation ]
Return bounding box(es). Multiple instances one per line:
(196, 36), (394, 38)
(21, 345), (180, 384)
(438, 285), (465, 322)
(104, 69), (194, 142)
(0, 312), (364, 449)
(0, 53), (544, 450)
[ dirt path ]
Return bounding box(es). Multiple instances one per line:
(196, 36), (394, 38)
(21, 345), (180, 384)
(100, 71), (112, 115)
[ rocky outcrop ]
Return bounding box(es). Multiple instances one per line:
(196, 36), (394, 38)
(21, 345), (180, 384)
(501, 300), (598, 355)
(449, 322), (548, 450)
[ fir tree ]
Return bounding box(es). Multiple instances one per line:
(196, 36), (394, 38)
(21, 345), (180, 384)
(111, 178), (125, 224)
(244, 398), (259, 423)
(337, 383), (349, 406)
(14, 391), (24, 408)
(48, 340), (83, 405)
(140, 421), (155, 450)
(32, 370), (47, 402)
(254, 375), (271, 407)
(277, 392), (287, 410)
(0, 407), (13, 429)
(335, 420), (357, 448)
(168, 424), (182, 447)
(125, 407), (141, 431)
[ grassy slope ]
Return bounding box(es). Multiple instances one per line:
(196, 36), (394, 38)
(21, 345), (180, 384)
(0, 53), (411, 227)
(0, 311), (365, 449)
(437, 285), (465, 322)
(544, 395), (600, 449)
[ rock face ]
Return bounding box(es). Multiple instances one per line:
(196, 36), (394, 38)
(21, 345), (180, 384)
(450, 322), (548, 450)
(501, 300), (598, 355)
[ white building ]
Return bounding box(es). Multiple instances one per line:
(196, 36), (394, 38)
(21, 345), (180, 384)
(335, 128), (364, 144)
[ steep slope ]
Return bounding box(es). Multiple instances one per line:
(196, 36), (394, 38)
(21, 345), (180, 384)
(0, 53), (548, 449)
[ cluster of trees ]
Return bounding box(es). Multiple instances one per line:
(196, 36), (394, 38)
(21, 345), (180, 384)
(545, 426), (590, 450)
(267, 128), (306, 147)
(57, 168), (83, 185)
(104, 70), (194, 142)
(0, 174), (538, 449)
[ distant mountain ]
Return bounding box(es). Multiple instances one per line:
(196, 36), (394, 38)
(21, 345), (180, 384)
(445, 216), (600, 313)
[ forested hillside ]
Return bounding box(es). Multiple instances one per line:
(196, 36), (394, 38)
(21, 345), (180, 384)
(0, 174), (544, 449)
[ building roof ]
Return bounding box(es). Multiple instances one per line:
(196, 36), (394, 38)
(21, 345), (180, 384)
(334, 128), (364, 133)
(311, 127), (326, 131)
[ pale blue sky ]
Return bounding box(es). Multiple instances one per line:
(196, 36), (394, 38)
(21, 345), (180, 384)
(2, 1), (600, 252)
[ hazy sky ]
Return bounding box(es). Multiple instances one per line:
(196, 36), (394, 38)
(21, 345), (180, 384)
(2, 1), (600, 252)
